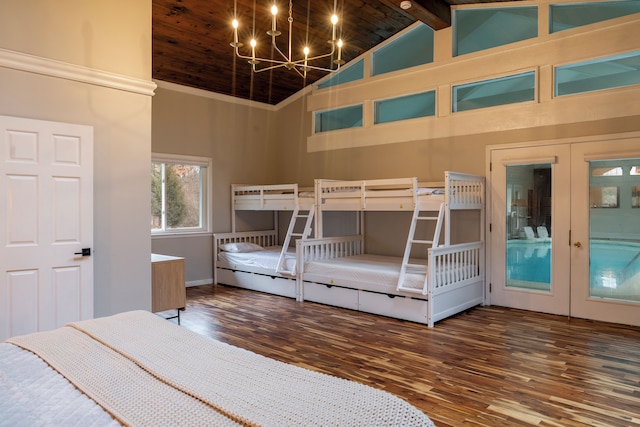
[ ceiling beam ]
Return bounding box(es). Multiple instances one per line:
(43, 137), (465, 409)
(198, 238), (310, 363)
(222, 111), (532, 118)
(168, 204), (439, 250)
(379, 0), (451, 30)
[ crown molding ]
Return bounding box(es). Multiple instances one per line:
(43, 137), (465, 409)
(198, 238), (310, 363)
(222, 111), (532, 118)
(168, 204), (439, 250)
(154, 80), (276, 111)
(154, 79), (313, 111)
(0, 48), (156, 96)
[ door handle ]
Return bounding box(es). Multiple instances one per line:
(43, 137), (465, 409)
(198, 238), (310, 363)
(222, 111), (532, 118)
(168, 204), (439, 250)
(573, 241), (582, 248)
(74, 248), (91, 256)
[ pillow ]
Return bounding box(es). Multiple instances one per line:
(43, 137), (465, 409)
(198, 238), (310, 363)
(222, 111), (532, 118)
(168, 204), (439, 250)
(220, 242), (264, 253)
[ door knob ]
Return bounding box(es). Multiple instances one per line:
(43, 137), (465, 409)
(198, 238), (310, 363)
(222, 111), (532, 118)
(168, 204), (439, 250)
(573, 241), (582, 248)
(74, 248), (91, 256)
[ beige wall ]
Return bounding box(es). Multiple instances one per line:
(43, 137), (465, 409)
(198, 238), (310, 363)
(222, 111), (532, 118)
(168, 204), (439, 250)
(276, 94), (640, 184)
(0, 1), (150, 80)
(151, 84), (278, 284)
(0, 1), (153, 317)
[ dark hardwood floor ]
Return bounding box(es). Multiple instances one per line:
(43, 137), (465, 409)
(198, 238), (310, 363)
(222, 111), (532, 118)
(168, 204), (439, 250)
(165, 284), (640, 427)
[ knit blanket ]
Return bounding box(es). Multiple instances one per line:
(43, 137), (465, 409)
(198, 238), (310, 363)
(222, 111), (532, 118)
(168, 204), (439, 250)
(8, 310), (435, 427)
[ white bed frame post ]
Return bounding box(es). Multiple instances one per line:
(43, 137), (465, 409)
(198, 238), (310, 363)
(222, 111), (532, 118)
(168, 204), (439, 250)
(314, 179), (323, 238)
(444, 172), (451, 246)
(231, 184), (237, 233)
(427, 260), (435, 327)
(295, 240), (304, 301)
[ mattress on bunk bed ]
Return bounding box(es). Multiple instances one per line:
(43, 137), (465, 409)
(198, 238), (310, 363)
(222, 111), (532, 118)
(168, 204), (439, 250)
(232, 184), (315, 211)
(303, 254), (428, 294)
(410, 188), (443, 196)
(218, 246), (296, 272)
(318, 187), (445, 211)
(321, 187), (444, 197)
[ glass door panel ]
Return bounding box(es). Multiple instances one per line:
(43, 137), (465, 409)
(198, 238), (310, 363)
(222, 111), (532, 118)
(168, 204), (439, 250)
(506, 164), (552, 291)
(589, 159), (640, 303)
(489, 144), (571, 316)
(571, 138), (640, 326)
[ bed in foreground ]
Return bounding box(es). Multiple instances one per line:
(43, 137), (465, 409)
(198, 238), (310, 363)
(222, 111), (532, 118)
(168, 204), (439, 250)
(0, 310), (435, 427)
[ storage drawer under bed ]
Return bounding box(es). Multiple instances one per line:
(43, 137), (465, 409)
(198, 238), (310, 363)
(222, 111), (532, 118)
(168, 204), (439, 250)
(302, 282), (359, 311)
(358, 291), (429, 324)
(217, 268), (297, 299)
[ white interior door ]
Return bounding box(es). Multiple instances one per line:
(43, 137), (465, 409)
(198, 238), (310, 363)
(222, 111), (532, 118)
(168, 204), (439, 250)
(489, 144), (571, 315)
(0, 115), (93, 340)
(570, 137), (640, 326)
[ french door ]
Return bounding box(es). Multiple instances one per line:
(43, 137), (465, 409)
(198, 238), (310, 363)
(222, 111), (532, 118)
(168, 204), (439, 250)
(489, 136), (640, 326)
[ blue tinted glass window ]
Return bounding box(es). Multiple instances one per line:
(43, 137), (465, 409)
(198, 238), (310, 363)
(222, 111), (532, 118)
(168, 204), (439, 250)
(555, 51), (640, 97)
(372, 24), (434, 76)
(314, 105), (363, 133)
(317, 59), (364, 89)
(374, 91), (436, 124)
(454, 6), (538, 56)
(550, 1), (640, 33)
(453, 72), (536, 112)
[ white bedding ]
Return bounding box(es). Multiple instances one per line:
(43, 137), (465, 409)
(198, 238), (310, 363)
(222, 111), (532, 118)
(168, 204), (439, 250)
(218, 245), (296, 272)
(0, 342), (119, 427)
(2, 311), (435, 427)
(317, 188), (445, 211)
(304, 254), (428, 294)
(320, 187), (443, 197)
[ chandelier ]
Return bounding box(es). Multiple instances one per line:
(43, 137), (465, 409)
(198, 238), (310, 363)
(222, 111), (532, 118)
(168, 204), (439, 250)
(230, 1), (345, 78)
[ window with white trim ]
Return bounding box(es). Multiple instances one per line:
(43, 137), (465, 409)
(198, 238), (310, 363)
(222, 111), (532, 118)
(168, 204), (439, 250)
(152, 153), (211, 235)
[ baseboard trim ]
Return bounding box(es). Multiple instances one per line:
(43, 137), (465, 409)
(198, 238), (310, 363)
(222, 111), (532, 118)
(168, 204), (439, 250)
(186, 279), (213, 288)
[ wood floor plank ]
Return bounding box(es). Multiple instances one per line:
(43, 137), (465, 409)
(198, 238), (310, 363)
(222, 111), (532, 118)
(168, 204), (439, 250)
(165, 284), (640, 427)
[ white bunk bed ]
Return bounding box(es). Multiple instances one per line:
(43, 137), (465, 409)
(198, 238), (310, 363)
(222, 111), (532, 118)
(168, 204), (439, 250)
(214, 184), (315, 299)
(298, 172), (485, 327)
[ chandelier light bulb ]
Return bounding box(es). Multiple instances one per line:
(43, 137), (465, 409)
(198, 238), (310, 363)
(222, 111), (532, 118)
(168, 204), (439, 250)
(331, 14), (338, 41)
(268, 4), (281, 36)
(230, 19), (243, 48)
(334, 38), (344, 65)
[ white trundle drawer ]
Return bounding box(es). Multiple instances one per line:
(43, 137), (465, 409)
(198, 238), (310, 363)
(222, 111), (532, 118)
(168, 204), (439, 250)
(358, 291), (428, 324)
(303, 282), (358, 311)
(217, 268), (296, 299)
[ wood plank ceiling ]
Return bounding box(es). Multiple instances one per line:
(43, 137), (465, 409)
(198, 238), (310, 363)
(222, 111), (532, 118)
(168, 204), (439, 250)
(153, 0), (519, 105)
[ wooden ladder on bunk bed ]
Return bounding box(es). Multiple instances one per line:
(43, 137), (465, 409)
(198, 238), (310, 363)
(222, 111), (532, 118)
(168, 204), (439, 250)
(396, 203), (445, 294)
(276, 205), (315, 275)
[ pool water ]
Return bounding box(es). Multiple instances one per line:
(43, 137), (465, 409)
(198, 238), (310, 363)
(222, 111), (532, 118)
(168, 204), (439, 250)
(506, 240), (640, 301)
(506, 241), (551, 285)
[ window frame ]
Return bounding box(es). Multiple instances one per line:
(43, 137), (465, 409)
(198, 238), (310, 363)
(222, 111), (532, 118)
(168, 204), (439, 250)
(151, 153), (212, 237)
(554, 50), (640, 98)
(370, 23), (434, 77)
(452, 69), (537, 113)
(453, 5), (539, 57)
(373, 90), (436, 125)
(313, 104), (364, 134)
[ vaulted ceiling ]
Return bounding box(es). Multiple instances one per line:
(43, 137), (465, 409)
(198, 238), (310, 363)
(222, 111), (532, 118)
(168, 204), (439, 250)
(152, 0), (519, 105)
